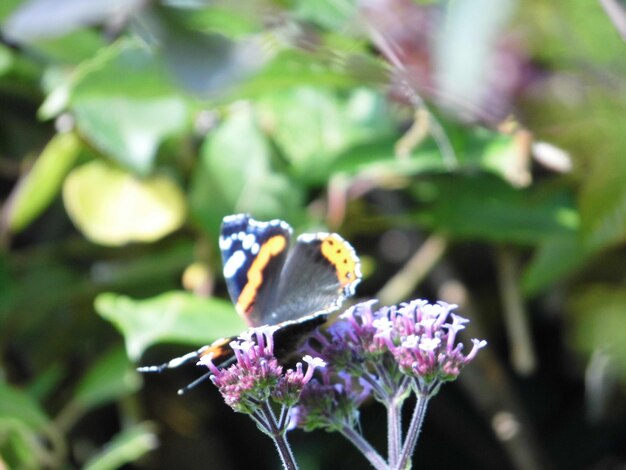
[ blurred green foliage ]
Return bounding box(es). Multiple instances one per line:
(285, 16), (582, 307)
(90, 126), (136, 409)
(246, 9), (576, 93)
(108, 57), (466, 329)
(1, 0), (626, 468)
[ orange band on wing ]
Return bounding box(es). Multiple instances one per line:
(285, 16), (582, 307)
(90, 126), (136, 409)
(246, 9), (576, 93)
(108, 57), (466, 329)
(321, 235), (359, 288)
(199, 337), (232, 362)
(237, 235), (287, 314)
(199, 338), (233, 359)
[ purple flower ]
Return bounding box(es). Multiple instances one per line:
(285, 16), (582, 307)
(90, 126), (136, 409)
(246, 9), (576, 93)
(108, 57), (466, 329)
(199, 326), (325, 414)
(289, 370), (372, 432)
(383, 300), (487, 391)
(303, 299), (487, 400)
(275, 355), (326, 406)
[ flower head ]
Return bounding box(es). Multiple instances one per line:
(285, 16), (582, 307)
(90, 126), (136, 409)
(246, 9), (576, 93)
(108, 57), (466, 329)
(200, 325), (325, 414)
(274, 355), (326, 407)
(289, 370), (371, 432)
(383, 300), (487, 394)
(303, 299), (487, 399)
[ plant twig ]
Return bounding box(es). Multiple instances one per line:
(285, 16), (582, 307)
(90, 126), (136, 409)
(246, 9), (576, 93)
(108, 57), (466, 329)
(339, 425), (388, 470)
(495, 247), (536, 375)
(377, 234), (447, 306)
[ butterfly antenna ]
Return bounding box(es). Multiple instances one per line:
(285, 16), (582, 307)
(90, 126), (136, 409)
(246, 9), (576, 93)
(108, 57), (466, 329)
(176, 354), (238, 395)
(137, 348), (205, 373)
(177, 370), (213, 395)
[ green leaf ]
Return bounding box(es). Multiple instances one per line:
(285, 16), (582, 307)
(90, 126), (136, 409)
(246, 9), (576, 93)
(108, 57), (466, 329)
(26, 29), (105, 64)
(95, 291), (245, 361)
(521, 234), (593, 297)
(0, 0), (22, 22)
(413, 175), (578, 244)
(72, 96), (188, 174)
(0, 44), (14, 76)
(83, 422), (158, 470)
(0, 383), (50, 430)
(63, 39), (189, 173)
(570, 285), (626, 376)
(70, 39), (177, 99)
(7, 132), (81, 233)
(62, 160), (186, 246)
(186, 5), (264, 37)
(294, 0), (355, 30)
(327, 138), (444, 177)
(190, 105), (303, 234)
(74, 347), (141, 410)
(256, 87), (395, 182)
(579, 150), (626, 251)
(27, 364), (65, 403)
(0, 383), (56, 469)
(231, 49), (384, 100)
(325, 118), (520, 183)
(522, 1), (626, 66)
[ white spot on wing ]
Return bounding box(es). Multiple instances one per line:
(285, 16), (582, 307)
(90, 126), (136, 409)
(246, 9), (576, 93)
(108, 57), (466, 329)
(223, 250), (246, 278)
(242, 233), (256, 249)
(222, 214), (245, 223)
(297, 232), (328, 242)
(249, 217), (293, 234)
(219, 236), (232, 250)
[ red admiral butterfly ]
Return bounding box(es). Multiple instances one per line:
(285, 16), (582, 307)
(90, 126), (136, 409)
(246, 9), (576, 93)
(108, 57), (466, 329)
(139, 214), (361, 393)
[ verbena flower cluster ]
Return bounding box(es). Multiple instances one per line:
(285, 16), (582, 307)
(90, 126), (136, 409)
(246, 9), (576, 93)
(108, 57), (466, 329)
(200, 299), (486, 470)
(294, 300), (487, 428)
(199, 325), (324, 415)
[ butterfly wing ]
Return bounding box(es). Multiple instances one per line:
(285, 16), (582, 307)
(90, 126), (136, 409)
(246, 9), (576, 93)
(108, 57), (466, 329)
(219, 214), (292, 327)
(141, 220), (361, 393)
(267, 232), (362, 325)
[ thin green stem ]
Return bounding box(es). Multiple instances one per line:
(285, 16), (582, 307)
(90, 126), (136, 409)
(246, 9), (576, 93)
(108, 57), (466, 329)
(396, 395), (430, 470)
(496, 247), (536, 375)
(339, 425), (387, 470)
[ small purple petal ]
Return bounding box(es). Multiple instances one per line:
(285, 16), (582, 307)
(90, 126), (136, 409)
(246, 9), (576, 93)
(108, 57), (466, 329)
(197, 352), (221, 375)
(465, 339), (488, 362)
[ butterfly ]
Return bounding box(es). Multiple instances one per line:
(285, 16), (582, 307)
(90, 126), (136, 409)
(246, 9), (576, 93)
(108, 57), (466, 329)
(139, 213), (361, 394)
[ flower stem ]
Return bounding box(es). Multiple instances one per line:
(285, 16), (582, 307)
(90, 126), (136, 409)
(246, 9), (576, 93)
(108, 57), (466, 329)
(396, 395), (430, 470)
(259, 401), (298, 470)
(387, 395), (403, 468)
(277, 405), (290, 430)
(340, 425), (387, 470)
(272, 432), (298, 470)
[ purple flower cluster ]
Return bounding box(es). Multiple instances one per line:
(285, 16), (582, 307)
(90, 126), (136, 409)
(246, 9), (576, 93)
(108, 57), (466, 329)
(290, 372), (372, 432)
(370, 299), (486, 393)
(199, 298), (486, 470)
(199, 325), (324, 414)
(303, 299), (487, 405)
